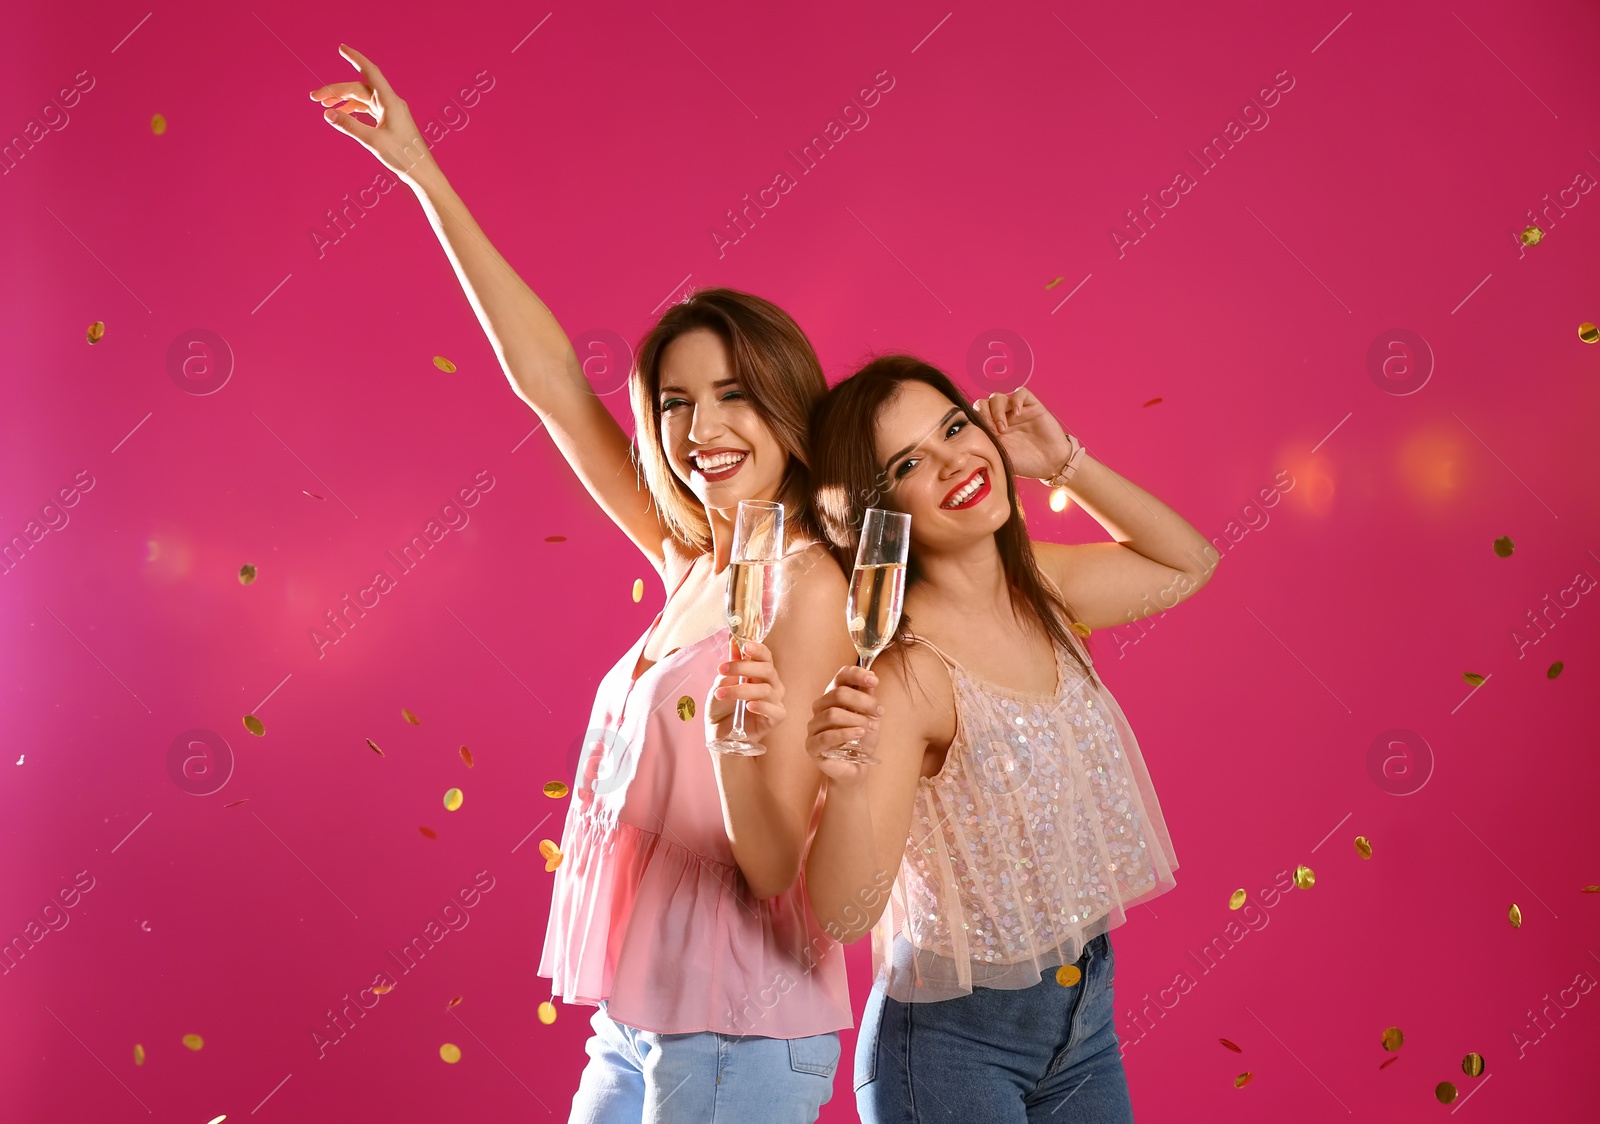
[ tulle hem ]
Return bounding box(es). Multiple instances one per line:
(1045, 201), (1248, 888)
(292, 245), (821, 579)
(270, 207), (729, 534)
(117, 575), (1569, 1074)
(872, 871), (1176, 1002)
(539, 809), (852, 1036)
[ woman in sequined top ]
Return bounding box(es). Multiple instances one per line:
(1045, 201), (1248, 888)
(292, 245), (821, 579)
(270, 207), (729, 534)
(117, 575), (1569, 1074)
(796, 355), (1212, 1122)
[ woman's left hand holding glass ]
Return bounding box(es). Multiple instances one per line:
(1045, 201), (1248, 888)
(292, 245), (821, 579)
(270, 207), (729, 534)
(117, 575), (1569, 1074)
(705, 637), (787, 750)
(973, 387), (1074, 480)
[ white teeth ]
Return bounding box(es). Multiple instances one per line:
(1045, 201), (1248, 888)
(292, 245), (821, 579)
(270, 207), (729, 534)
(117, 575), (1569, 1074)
(944, 471), (984, 508)
(691, 451), (747, 472)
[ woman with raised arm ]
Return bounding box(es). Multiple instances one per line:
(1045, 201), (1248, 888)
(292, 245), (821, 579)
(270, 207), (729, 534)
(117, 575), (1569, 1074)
(310, 44), (855, 1124)
(798, 355), (1209, 1122)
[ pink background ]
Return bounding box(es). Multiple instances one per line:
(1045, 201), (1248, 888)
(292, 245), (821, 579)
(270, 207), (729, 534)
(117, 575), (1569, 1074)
(3, 1), (1598, 1120)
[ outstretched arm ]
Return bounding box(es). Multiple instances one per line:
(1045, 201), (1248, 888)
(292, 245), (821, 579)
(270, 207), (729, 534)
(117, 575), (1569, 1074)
(311, 44), (672, 572)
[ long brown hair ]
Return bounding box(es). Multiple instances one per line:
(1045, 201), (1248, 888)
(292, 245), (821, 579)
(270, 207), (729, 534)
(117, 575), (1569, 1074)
(809, 354), (1100, 691)
(629, 288), (828, 553)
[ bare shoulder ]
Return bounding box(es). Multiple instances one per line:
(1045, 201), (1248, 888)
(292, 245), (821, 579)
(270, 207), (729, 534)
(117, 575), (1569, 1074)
(779, 541), (848, 614)
(874, 640), (954, 743)
(1031, 540), (1075, 590)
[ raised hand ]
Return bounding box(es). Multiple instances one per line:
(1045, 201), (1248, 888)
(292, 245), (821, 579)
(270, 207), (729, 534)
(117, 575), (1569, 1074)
(705, 637), (787, 749)
(972, 387), (1076, 481)
(806, 665), (882, 784)
(309, 44), (434, 184)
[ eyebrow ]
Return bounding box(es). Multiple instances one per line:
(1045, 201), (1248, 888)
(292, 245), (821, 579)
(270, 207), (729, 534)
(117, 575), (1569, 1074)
(884, 407), (962, 474)
(659, 378), (740, 395)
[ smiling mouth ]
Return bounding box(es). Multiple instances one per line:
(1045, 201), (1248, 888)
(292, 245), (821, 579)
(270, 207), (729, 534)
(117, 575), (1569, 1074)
(942, 468), (991, 509)
(689, 449), (749, 482)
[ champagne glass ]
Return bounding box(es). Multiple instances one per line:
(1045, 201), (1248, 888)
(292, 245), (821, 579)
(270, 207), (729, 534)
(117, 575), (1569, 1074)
(818, 508), (910, 765)
(708, 500), (785, 756)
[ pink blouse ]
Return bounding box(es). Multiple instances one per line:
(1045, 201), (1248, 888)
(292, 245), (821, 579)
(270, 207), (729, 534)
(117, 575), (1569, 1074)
(539, 557), (852, 1036)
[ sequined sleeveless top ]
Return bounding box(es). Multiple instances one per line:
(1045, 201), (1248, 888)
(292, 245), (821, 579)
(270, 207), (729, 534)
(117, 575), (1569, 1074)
(870, 628), (1179, 1002)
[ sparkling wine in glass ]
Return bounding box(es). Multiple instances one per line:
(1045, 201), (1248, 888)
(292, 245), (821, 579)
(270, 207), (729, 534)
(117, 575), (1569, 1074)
(708, 500), (785, 756)
(819, 508), (910, 765)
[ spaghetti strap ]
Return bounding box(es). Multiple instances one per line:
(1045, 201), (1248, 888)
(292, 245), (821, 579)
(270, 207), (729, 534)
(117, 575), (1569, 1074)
(901, 632), (959, 672)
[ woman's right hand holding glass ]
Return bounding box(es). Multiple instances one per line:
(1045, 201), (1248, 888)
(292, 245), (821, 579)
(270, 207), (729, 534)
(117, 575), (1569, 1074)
(806, 665), (883, 782)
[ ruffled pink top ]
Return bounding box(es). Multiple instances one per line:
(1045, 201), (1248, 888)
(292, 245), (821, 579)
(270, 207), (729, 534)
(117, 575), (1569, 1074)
(539, 557), (852, 1036)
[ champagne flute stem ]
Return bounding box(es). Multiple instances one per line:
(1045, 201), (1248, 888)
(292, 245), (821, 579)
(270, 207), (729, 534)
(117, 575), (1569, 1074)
(730, 639), (749, 740)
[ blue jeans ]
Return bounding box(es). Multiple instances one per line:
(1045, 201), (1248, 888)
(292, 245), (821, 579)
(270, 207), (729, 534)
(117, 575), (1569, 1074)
(855, 934), (1132, 1123)
(568, 1002), (840, 1124)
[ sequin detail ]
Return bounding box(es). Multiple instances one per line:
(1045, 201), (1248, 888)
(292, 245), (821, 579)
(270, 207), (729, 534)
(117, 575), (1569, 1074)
(872, 634), (1179, 1001)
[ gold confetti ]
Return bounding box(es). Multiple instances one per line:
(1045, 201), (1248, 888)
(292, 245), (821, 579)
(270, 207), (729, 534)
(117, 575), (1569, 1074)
(182, 1034), (204, 1051)
(368, 738), (384, 756)
(1435, 1081), (1458, 1104)
(545, 535), (567, 542)
(1508, 903), (1522, 928)
(223, 799), (248, 808)
(1234, 1072), (1253, 1088)
(1220, 1038), (1242, 1053)
(1582, 886), (1600, 893)
(1493, 536), (1515, 558)
(439, 1042), (462, 1063)
(1548, 662), (1564, 679)
(243, 715), (264, 736)
(151, 113), (167, 135)
(1228, 889), (1247, 910)
(677, 695), (696, 721)
(1520, 225), (1543, 246)
(238, 564), (257, 585)
(1378, 1055), (1399, 1070)
(1354, 836), (1372, 859)
(86, 321), (105, 344)
(133, 1043), (145, 1065)
(631, 578), (644, 603)
(1293, 864), (1315, 890)
(1381, 1026), (1404, 1051)
(1462, 1052), (1485, 1077)
(1054, 964), (1082, 987)
(1142, 397), (1163, 407)
(433, 356), (458, 373)
(402, 708), (421, 726)
(460, 745), (474, 768)
(538, 1001), (558, 1024)
(303, 490), (324, 500)
(443, 787), (464, 812)
(1046, 277), (1064, 289)
(447, 995), (463, 1009)
(1463, 672), (1485, 687)
(543, 781), (569, 799)
(1049, 487), (1069, 512)
(1580, 323), (1599, 344)
(1069, 621), (1092, 639)
(540, 839), (564, 872)
(372, 984), (393, 994)
(419, 826), (438, 839)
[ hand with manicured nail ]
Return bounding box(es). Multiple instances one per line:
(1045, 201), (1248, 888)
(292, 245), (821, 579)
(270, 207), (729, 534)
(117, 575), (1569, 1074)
(806, 664), (883, 783)
(970, 387), (1075, 480)
(704, 636), (787, 749)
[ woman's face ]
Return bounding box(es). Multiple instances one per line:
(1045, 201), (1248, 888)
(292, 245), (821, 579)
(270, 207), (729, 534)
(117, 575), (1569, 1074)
(875, 379), (1011, 549)
(657, 328), (788, 515)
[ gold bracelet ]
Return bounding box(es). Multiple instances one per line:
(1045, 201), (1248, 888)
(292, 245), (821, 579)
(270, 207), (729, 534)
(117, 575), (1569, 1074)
(1041, 432), (1085, 488)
